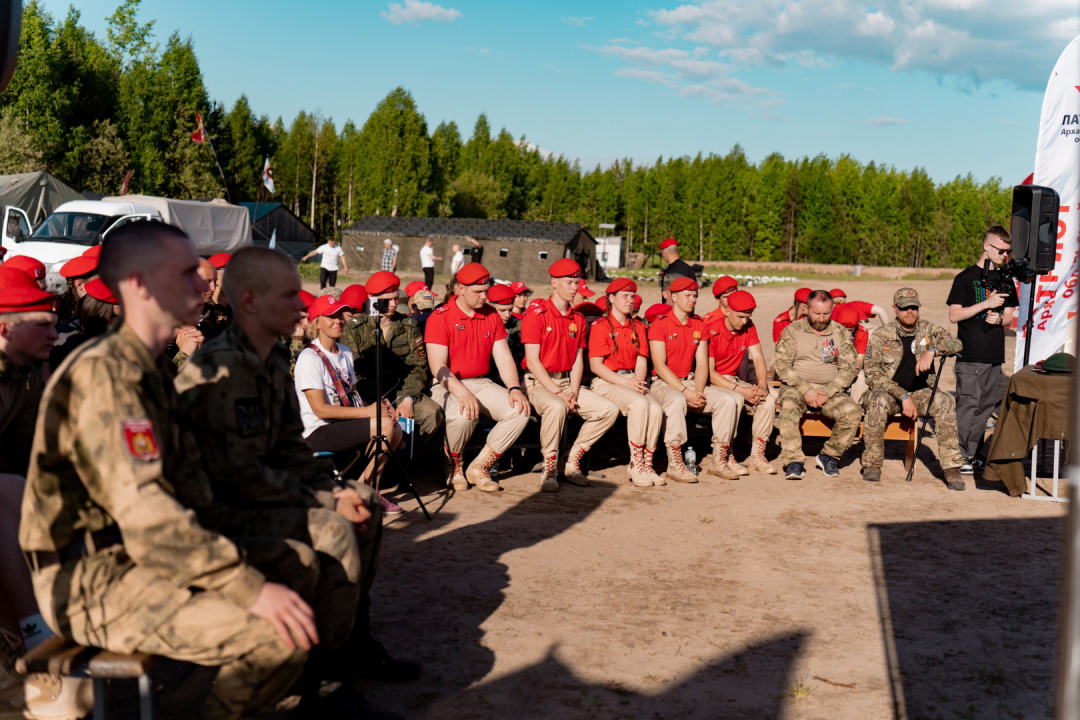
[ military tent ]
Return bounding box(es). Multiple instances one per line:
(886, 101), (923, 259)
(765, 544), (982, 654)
(0, 171), (84, 225)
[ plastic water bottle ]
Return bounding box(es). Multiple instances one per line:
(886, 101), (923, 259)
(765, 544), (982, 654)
(684, 446), (697, 475)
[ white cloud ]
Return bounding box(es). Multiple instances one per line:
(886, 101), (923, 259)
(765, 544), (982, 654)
(862, 116), (911, 127)
(562, 17), (595, 27)
(381, 0), (462, 25)
(615, 67), (678, 87)
(642, 0), (1073, 91)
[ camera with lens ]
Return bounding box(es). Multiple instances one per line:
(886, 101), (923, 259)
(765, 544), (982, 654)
(998, 257), (1036, 284)
(372, 298), (392, 315)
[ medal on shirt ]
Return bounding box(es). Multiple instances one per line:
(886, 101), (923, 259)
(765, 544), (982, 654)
(569, 322), (577, 339)
(911, 336), (927, 355)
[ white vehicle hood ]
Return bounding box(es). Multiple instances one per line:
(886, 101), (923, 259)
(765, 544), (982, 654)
(6, 241), (88, 266)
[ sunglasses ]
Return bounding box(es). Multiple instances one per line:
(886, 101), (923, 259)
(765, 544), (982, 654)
(987, 244), (1010, 253)
(897, 306), (919, 312)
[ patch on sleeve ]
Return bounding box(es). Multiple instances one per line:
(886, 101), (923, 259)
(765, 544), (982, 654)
(122, 419), (161, 462)
(235, 398), (266, 438)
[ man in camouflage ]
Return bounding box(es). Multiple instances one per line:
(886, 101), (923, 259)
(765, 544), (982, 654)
(341, 271), (443, 448)
(862, 287), (965, 489)
(170, 257), (233, 368)
(486, 284), (526, 383)
(19, 224), (314, 720)
(774, 290), (861, 479)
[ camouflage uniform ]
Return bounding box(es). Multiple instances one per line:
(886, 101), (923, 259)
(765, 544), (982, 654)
(861, 317), (964, 469)
(0, 349), (43, 476)
(19, 323), (306, 720)
(341, 312), (443, 446)
(488, 315), (525, 385)
(774, 318), (861, 465)
(175, 325), (383, 650)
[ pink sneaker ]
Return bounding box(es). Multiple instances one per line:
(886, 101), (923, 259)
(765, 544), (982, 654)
(380, 494), (404, 515)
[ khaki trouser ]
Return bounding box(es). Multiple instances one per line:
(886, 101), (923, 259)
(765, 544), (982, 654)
(649, 376), (742, 446)
(719, 374), (778, 440)
(849, 371), (868, 404)
(590, 375), (663, 449)
(432, 377), (530, 454)
(525, 374), (619, 455)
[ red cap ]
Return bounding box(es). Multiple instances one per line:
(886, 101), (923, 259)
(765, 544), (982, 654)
(457, 263), (491, 286)
(82, 245), (102, 258)
(60, 256), (97, 279)
(668, 277), (698, 293)
(339, 284), (369, 310)
(794, 288), (812, 304)
(605, 277), (636, 295)
(3, 255), (46, 280)
(633, 294), (642, 310)
(712, 275), (737, 297)
(594, 296), (608, 312)
(726, 290), (756, 313)
(659, 238), (678, 250)
(365, 271), (400, 296)
(575, 301), (601, 317)
(208, 253), (232, 269)
(404, 280), (428, 297)
(644, 303), (672, 323)
(308, 294), (353, 321)
(831, 304), (860, 330)
(83, 278), (117, 304)
(549, 258), (583, 278)
(509, 281), (531, 295)
(487, 284), (516, 305)
(298, 290), (316, 308)
(0, 268), (54, 313)
(830, 288), (847, 299)
(577, 280), (595, 298)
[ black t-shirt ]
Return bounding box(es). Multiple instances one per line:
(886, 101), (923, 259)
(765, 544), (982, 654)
(469, 245), (484, 265)
(663, 258), (695, 286)
(892, 333), (930, 394)
(946, 263), (1019, 365)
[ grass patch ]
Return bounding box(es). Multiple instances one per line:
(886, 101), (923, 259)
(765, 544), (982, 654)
(698, 515), (714, 524)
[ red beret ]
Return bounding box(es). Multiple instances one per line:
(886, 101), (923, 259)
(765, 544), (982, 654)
(549, 258), (582, 278)
(298, 290), (316, 309)
(668, 276), (698, 293)
(634, 294), (642, 309)
(594, 296), (607, 312)
(659, 238), (678, 250)
(208, 253), (232, 269)
(605, 277), (636, 295)
(84, 278), (117, 304)
(574, 301), (601, 317)
(60, 256), (97, 279)
(712, 275), (737, 297)
(794, 287), (812, 304)
(3, 255), (46, 280)
(308, 294), (351, 321)
(644, 303), (671, 323)
(340, 284), (369, 309)
(457, 263), (491, 286)
(577, 280), (595, 298)
(831, 304), (860, 330)
(82, 245), (102, 258)
(0, 268), (54, 313)
(830, 288), (847, 299)
(726, 290), (756, 313)
(365, 271), (400, 296)
(487, 284), (516, 305)
(510, 281), (531, 295)
(404, 281), (429, 297)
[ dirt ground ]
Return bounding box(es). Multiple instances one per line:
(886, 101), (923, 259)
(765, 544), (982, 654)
(305, 273), (1067, 720)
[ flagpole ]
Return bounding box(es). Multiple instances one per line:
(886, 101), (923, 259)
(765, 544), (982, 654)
(253, 182), (260, 237)
(205, 131), (231, 204)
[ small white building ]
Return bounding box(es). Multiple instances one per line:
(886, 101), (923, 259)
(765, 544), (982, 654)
(596, 235), (625, 271)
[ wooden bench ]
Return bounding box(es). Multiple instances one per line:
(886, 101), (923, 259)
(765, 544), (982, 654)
(798, 413), (917, 470)
(16, 635), (160, 720)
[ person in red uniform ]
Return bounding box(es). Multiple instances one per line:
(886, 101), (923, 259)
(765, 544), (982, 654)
(831, 303), (870, 403)
(425, 263), (532, 492)
(707, 290), (778, 475)
(522, 259), (619, 492)
(644, 303), (671, 325)
(773, 287), (811, 343)
(632, 294), (642, 319)
(509, 281), (531, 319)
(2, 256), (46, 290)
(702, 275), (737, 326)
(647, 276), (742, 482)
(588, 278), (664, 487)
(830, 288), (889, 326)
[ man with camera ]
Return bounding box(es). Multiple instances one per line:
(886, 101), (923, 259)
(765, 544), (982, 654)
(946, 225), (1020, 474)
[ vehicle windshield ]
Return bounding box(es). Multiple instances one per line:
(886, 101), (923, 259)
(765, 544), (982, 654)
(30, 212), (113, 245)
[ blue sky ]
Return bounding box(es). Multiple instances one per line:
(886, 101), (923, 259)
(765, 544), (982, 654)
(39, 0), (1080, 184)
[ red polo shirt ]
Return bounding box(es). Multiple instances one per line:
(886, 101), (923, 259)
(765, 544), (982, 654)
(512, 311), (525, 321)
(853, 324), (869, 354)
(701, 305), (727, 326)
(425, 298), (507, 379)
(647, 312), (706, 378)
(588, 315), (648, 372)
(773, 308), (795, 343)
(708, 319), (759, 375)
(520, 298), (586, 373)
(845, 300), (875, 322)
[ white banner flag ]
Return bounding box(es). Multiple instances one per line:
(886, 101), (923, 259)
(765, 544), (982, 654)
(1016, 34), (1080, 368)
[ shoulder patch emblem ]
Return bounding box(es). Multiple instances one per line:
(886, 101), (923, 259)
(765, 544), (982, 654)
(122, 419), (161, 461)
(235, 398), (266, 438)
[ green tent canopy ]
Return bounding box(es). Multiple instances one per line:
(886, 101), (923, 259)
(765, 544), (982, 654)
(0, 171), (84, 225)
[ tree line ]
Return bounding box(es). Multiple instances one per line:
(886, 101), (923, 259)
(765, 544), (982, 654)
(0, 0), (1011, 267)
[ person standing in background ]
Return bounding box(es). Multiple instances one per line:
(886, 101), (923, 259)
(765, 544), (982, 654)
(466, 237), (484, 265)
(450, 244), (464, 278)
(301, 237), (349, 289)
(420, 237), (442, 290)
(380, 239), (398, 273)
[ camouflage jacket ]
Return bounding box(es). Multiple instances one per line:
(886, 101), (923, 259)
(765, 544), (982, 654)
(774, 318), (858, 398)
(174, 325), (338, 515)
(340, 312), (429, 406)
(0, 349), (43, 476)
(20, 323), (264, 650)
(171, 303), (233, 369)
(488, 316), (524, 385)
(864, 318), (962, 401)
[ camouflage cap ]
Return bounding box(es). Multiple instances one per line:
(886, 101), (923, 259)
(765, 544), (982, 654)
(893, 287), (921, 308)
(413, 289), (435, 310)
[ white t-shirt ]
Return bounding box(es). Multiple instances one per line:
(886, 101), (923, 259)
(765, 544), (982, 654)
(420, 245), (435, 268)
(294, 342), (357, 437)
(450, 250), (464, 275)
(316, 243), (346, 271)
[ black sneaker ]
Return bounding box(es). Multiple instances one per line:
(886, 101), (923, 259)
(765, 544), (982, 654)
(784, 462), (805, 480)
(816, 453), (839, 477)
(959, 459), (974, 475)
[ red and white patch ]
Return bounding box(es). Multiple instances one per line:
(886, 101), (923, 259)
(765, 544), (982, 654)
(122, 419), (161, 461)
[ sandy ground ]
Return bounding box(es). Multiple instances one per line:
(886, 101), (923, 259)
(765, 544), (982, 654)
(301, 273), (1065, 720)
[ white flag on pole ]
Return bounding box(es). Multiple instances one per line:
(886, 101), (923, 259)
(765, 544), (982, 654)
(1015, 34), (1080, 368)
(262, 156), (274, 195)
(268, 229), (276, 250)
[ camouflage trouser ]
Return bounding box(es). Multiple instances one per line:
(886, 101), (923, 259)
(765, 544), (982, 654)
(411, 393), (445, 449)
(861, 388), (963, 470)
(777, 384), (861, 465)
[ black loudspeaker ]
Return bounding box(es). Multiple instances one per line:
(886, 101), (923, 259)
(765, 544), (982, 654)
(1010, 184), (1060, 276)
(0, 1), (20, 94)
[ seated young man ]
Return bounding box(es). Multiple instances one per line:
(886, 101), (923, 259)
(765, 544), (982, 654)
(831, 303), (870, 404)
(830, 288), (890, 326)
(701, 275), (737, 326)
(773, 287), (811, 343)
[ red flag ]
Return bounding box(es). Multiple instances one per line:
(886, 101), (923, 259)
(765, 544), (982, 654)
(192, 112), (205, 145)
(120, 169), (133, 196)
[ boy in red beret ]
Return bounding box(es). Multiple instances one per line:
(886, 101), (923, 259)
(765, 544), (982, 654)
(702, 275), (737, 327)
(485, 284), (525, 376)
(773, 287), (811, 343)
(509, 281), (531, 319)
(830, 288), (889, 326)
